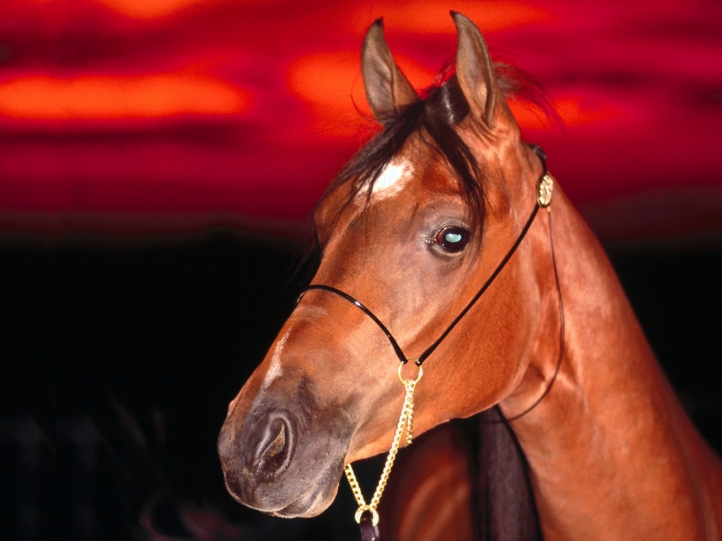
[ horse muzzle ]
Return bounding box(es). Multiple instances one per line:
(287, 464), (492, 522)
(217, 383), (353, 517)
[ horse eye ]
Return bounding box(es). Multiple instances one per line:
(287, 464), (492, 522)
(433, 226), (471, 253)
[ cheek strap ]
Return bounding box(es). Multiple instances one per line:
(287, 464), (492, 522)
(298, 145), (551, 368)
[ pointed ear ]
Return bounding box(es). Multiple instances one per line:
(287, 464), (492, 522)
(361, 19), (419, 124)
(451, 12), (512, 131)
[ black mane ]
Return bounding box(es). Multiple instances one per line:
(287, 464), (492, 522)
(325, 70), (484, 232)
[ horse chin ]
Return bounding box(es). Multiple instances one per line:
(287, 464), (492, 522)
(225, 456), (343, 519)
(270, 477), (340, 518)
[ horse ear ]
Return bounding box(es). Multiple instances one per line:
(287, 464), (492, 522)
(362, 19), (419, 124)
(451, 12), (511, 131)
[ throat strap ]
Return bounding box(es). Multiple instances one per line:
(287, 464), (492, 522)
(487, 207), (564, 423)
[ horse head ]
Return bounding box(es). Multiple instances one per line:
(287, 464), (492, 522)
(218, 13), (559, 519)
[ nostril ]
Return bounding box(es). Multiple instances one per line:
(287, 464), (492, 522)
(259, 420), (286, 463)
(252, 413), (295, 480)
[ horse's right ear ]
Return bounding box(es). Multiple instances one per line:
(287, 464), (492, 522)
(361, 19), (419, 124)
(452, 12), (514, 131)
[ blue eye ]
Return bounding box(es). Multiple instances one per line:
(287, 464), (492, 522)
(433, 226), (471, 253)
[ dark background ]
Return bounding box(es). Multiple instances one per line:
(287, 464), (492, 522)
(2, 231), (721, 540)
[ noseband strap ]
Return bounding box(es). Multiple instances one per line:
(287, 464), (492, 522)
(300, 145), (553, 369)
(301, 283), (410, 365)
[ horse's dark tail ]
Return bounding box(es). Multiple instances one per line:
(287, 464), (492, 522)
(469, 406), (543, 541)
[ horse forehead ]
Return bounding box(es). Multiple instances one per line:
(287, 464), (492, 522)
(343, 157), (423, 224)
(315, 146), (459, 234)
(368, 150), (461, 202)
(369, 158), (415, 199)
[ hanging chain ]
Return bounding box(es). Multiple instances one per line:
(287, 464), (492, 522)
(344, 360), (423, 527)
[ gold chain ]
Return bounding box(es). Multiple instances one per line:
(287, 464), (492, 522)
(344, 361), (423, 527)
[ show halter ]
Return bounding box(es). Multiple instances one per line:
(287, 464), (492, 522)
(298, 146), (562, 540)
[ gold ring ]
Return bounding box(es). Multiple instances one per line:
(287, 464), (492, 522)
(398, 361), (423, 384)
(354, 505), (379, 526)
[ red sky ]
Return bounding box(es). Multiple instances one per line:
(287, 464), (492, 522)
(0, 0), (720, 239)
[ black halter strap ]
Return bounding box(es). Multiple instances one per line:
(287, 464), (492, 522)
(303, 204), (541, 367)
(299, 145), (556, 367)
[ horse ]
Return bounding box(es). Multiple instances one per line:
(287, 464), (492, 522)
(218, 12), (722, 540)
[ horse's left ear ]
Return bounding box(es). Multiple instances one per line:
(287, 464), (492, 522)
(452, 12), (514, 131)
(362, 19), (419, 124)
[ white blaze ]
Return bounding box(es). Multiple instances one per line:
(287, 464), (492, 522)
(260, 333), (288, 392)
(370, 159), (414, 199)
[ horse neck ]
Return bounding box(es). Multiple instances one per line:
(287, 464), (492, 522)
(503, 188), (722, 540)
